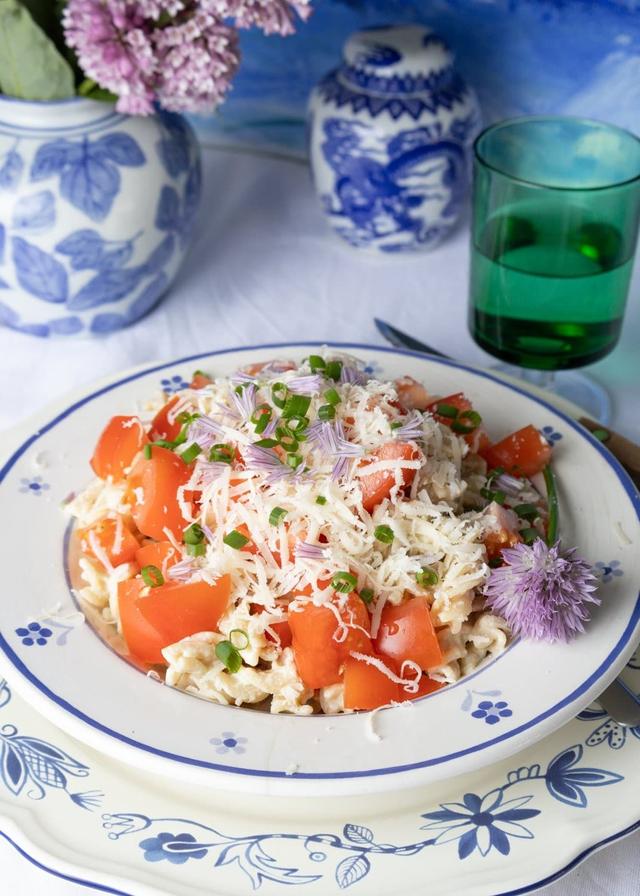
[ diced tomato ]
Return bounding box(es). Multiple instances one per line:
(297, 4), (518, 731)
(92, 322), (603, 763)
(468, 426), (492, 455)
(190, 372), (212, 389)
(243, 360), (295, 376)
(235, 523), (258, 554)
(359, 442), (420, 514)
(128, 446), (192, 541)
(394, 376), (434, 411)
(405, 675), (445, 701)
(343, 654), (400, 710)
(374, 596), (443, 672)
(289, 593), (372, 689)
(118, 575), (231, 665)
(135, 540), (180, 573)
(150, 397), (182, 443)
(481, 424), (552, 478)
(267, 620), (293, 648)
(90, 416), (147, 481)
(78, 516), (140, 569)
(426, 392), (472, 425)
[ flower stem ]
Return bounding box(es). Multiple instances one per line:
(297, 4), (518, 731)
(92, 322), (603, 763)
(543, 465), (559, 546)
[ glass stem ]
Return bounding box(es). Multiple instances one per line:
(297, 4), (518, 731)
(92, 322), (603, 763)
(519, 368), (556, 392)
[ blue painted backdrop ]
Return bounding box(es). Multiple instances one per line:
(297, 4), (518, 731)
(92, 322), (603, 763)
(191, 0), (640, 157)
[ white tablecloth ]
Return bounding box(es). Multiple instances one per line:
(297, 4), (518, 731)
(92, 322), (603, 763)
(1, 146), (639, 895)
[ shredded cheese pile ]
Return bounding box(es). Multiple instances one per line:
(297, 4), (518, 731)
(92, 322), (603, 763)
(68, 351), (515, 715)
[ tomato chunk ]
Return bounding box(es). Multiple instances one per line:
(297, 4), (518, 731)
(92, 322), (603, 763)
(289, 593), (372, 689)
(481, 424), (551, 478)
(343, 655), (400, 710)
(405, 675), (445, 701)
(190, 372), (212, 389)
(90, 416), (147, 481)
(119, 579), (165, 664)
(135, 540), (180, 573)
(426, 393), (472, 425)
(375, 596), (443, 672)
(150, 397), (182, 443)
(78, 516), (140, 569)
(128, 446), (192, 541)
(394, 376), (434, 411)
(360, 442), (420, 513)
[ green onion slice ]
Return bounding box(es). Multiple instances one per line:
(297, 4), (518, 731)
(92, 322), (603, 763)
(514, 503), (539, 521)
(183, 522), (204, 545)
(141, 565), (164, 588)
(318, 404), (336, 421)
(209, 443), (234, 464)
(271, 382), (288, 409)
(451, 410), (482, 434)
(315, 496), (327, 505)
(373, 524), (394, 544)
(282, 394), (311, 420)
(229, 629), (249, 650)
(144, 444), (152, 460)
(186, 542), (206, 557)
(253, 438), (279, 449)
(521, 527), (539, 546)
(286, 415), (309, 434)
(435, 402), (459, 419)
(181, 443), (201, 464)
(390, 422), (402, 430)
(480, 486), (507, 505)
(543, 464), (559, 546)
(276, 426), (298, 451)
(416, 566), (439, 587)
(309, 354), (326, 372)
(325, 360), (343, 382)
(331, 571), (357, 593)
(269, 506), (288, 526)
(251, 403), (272, 435)
(286, 453), (303, 469)
(359, 588), (374, 605)
(223, 529), (250, 549)
(215, 640), (242, 673)
(591, 428), (610, 442)
(324, 387), (340, 406)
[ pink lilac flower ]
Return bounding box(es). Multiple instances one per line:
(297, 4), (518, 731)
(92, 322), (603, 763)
(484, 540), (599, 643)
(219, 0), (313, 36)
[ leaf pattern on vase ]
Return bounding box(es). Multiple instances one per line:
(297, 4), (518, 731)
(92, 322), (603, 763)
(55, 229), (139, 272)
(12, 191), (56, 233)
(11, 237), (68, 303)
(156, 112), (192, 178)
(30, 133), (145, 222)
(0, 146), (24, 190)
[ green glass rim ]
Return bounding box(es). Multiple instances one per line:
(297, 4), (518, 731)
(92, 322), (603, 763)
(473, 115), (640, 193)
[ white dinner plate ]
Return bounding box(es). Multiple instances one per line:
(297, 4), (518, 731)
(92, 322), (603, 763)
(0, 653), (639, 895)
(0, 343), (638, 797)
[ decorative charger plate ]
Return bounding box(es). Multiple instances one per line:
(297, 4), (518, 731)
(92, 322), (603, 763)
(0, 656), (639, 896)
(0, 343), (638, 797)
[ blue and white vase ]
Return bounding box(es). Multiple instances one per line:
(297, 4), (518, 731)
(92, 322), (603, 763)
(308, 25), (481, 253)
(0, 97), (201, 337)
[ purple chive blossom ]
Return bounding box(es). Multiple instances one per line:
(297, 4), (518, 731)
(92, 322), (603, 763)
(187, 416), (226, 451)
(168, 558), (199, 582)
(493, 473), (529, 497)
(230, 383), (256, 421)
(393, 411), (425, 442)
(287, 375), (324, 394)
(308, 420), (363, 480)
(339, 365), (368, 386)
(244, 445), (295, 483)
(230, 372), (257, 386)
(484, 540), (599, 642)
(262, 416), (278, 439)
(294, 541), (326, 561)
(201, 523), (216, 543)
(193, 461), (229, 488)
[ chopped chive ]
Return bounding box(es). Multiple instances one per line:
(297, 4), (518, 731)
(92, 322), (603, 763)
(331, 571), (357, 593)
(324, 387), (340, 406)
(514, 503), (539, 521)
(251, 403), (272, 435)
(141, 565), (164, 588)
(269, 506), (288, 526)
(373, 524), (394, 544)
(325, 360), (343, 381)
(309, 354), (326, 372)
(276, 425), (298, 451)
(229, 628), (249, 650)
(192, 369), (208, 378)
(543, 464), (559, 546)
(144, 444), (152, 459)
(315, 496), (327, 505)
(234, 384), (244, 395)
(318, 404), (336, 421)
(480, 486), (507, 505)
(359, 588), (374, 604)
(390, 422), (402, 430)
(254, 438), (279, 448)
(183, 522), (204, 544)
(215, 640), (242, 673)
(271, 382), (288, 409)
(488, 556), (503, 568)
(591, 427), (610, 442)
(436, 402), (459, 419)
(286, 453), (303, 469)
(186, 542), (206, 557)
(451, 410), (482, 434)
(286, 415), (309, 433)
(282, 394), (311, 419)
(181, 443), (201, 464)
(521, 527), (539, 546)
(416, 566), (439, 587)
(223, 529), (250, 549)
(209, 443), (234, 464)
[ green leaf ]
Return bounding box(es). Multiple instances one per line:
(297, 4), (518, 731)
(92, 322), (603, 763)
(0, 0), (75, 101)
(78, 78), (118, 104)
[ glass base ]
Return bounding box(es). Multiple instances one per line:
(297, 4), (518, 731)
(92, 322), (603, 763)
(492, 365), (612, 425)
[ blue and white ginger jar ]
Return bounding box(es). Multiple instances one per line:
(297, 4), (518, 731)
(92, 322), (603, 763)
(308, 25), (481, 252)
(0, 97), (201, 337)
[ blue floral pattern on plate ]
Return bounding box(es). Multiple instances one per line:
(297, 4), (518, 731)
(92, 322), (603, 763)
(15, 623), (53, 647)
(161, 374), (190, 393)
(541, 425), (563, 443)
(594, 560), (624, 583)
(462, 690), (513, 725)
(19, 476), (50, 496)
(210, 732), (248, 755)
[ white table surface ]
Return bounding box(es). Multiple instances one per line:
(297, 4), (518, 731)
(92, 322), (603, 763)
(1, 145), (639, 895)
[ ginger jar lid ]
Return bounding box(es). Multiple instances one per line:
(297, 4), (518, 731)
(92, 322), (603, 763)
(341, 24), (455, 89)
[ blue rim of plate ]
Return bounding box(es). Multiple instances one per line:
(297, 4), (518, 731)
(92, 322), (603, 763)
(2, 814), (640, 895)
(0, 341), (639, 781)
